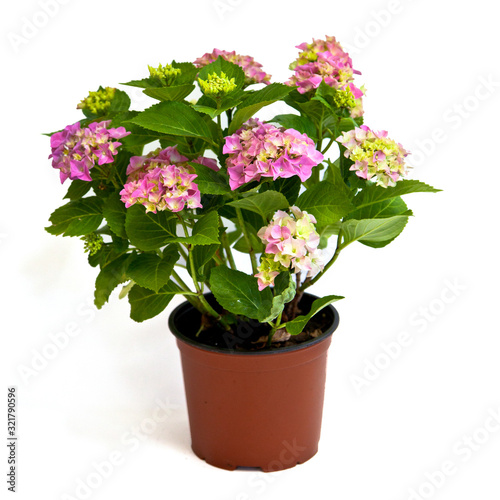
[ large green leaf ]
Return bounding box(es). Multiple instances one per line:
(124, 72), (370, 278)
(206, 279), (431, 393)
(108, 89), (131, 113)
(227, 191), (289, 222)
(45, 197), (104, 237)
(128, 281), (180, 322)
(296, 181), (353, 227)
(63, 180), (92, 201)
(125, 205), (178, 251)
(341, 216), (409, 248)
(128, 101), (221, 147)
(209, 266), (273, 320)
(260, 177), (302, 205)
(143, 84), (195, 102)
(190, 162), (231, 195)
(181, 211), (220, 246)
(126, 246), (179, 292)
(228, 83), (293, 134)
(103, 193), (127, 239)
(284, 295), (343, 335)
(268, 114), (317, 140)
(125, 206), (220, 250)
(353, 180), (441, 210)
(95, 253), (133, 309)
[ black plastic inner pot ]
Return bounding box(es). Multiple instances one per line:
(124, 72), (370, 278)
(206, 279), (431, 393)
(168, 293), (340, 355)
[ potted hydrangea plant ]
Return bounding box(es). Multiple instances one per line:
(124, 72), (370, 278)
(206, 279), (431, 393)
(46, 35), (439, 471)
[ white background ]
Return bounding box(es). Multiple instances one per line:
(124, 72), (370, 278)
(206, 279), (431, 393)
(2, 1), (500, 499)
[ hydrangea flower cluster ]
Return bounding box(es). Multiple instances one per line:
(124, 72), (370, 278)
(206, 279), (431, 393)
(194, 49), (271, 85)
(77, 87), (116, 115)
(287, 35), (363, 103)
(255, 207), (325, 290)
(223, 118), (324, 190)
(148, 63), (182, 86)
(49, 121), (130, 183)
(337, 125), (410, 187)
(198, 71), (237, 97)
(120, 147), (219, 213)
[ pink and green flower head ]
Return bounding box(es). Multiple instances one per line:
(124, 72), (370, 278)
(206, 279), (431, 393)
(337, 125), (410, 187)
(287, 35), (364, 109)
(49, 120), (130, 183)
(119, 146), (217, 214)
(194, 49), (271, 86)
(255, 206), (325, 290)
(223, 119), (324, 190)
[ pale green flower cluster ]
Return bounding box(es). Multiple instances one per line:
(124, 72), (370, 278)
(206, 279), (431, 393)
(148, 63), (181, 85)
(198, 72), (237, 97)
(77, 87), (115, 115)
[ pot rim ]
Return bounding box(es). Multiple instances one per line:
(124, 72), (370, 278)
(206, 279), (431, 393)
(168, 292), (340, 356)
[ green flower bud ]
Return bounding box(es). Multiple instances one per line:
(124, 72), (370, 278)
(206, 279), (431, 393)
(77, 87), (115, 115)
(198, 72), (237, 97)
(81, 233), (104, 256)
(333, 88), (357, 109)
(148, 63), (181, 86)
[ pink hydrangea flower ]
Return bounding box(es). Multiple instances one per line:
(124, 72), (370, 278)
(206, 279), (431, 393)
(223, 119), (323, 190)
(255, 207), (325, 290)
(337, 125), (410, 187)
(194, 49), (271, 85)
(120, 147), (217, 213)
(287, 35), (363, 102)
(49, 121), (130, 183)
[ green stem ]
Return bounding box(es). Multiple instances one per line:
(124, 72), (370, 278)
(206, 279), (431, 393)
(300, 229), (344, 293)
(177, 214), (226, 323)
(235, 206), (258, 274)
(267, 311), (283, 346)
(321, 136), (336, 155)
(221, 231), (236, 270)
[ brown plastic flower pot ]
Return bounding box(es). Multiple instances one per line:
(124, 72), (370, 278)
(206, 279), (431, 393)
(169, 293), (339, 471)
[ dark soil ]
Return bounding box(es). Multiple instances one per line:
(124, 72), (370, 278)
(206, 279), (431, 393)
(173, 294), (335, 352)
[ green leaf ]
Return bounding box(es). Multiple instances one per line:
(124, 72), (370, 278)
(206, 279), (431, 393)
(353, 180), (441, 210)
(128, 281), (180, 322)
(260, 177), (302, 205)
(285, 295), (343, 335)
(228, 83), (293, 134)
(126, 246), (179, 292)
(128, 101), (221, 147)
(189, 162), (231, 195)
(182, 211), (220, 245)
(171, 61), (198, 85)
(341, 216), (409, 248)
(125, 205), (178, 251)
(191, 236), (220, 280)
(63, 180), (92, 201)
(296, 181), (353, 227)
(109, 89), (131, 113)
(227, 191), (289, 222)
(268, 114), (317, 140)
(192, 91), (246, 118)
(120, 77), (162, 89)
(103, 193), (127, 239)
(143, 84), (195, 102)
(46, 197), (104, 237)
(347, 196), (412, 220)
(209, 266), (273, 320)
(259, 273), (296, 323)
(95, 253), (133, 309)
